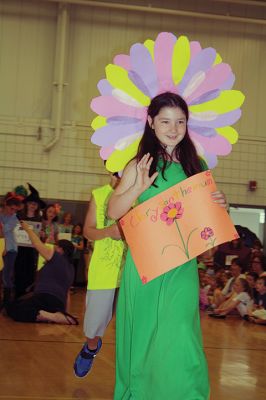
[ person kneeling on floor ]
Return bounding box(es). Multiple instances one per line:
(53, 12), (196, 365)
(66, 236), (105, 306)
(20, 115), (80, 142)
(5, 221), (78, 325)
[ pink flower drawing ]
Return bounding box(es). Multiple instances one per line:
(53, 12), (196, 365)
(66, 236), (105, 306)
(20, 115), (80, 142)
(160, 202), (184, 225)
(161, 201), (197, 258)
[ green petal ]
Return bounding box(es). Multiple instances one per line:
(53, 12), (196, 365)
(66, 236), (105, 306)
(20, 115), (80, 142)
(216, 126), (239, 144)
(143, 39), (155, 60)
(106, 138), (141, 172)
(172, 35), (190, 85)
(214, 52), (222, 65)
(189, 90), (245, 113)
(91, 116), (106, 130)
(106, 64), (151, 106)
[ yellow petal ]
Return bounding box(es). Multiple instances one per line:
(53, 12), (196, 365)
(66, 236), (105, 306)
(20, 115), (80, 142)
(91, 116), (106, 130)
(144, 39), (155, 60)
(106, 64), (150, 106)
(189, 90), (245, 113)
(172, 35), (190, 85)
(106, 138), (141, 172)
(216, 126), (239, 144)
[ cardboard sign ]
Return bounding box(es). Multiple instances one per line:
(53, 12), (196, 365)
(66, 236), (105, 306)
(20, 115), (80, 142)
(14, 221), (42, 248)
(58, 232), (72, 241)
(120, 170), (238, 284)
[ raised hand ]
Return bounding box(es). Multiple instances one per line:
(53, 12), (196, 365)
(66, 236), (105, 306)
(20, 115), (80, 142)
(107, 223), (122, 240)
(134, 153), (159, 194)
(211, 191), (229, 210)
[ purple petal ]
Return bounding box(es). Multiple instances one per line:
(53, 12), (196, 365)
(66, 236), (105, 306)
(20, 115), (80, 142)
(220, 73), (235, 90)
(91, 120), (144, 147)
(189, 126), (216, 137)
(107, 116), (142, 125)
(189, 109), (242, 128)
(130, 43), (158, 97)
(202, 152), (218, 169)
(97, 79), (113, 96)
(189, 90), (220, 106)
(177, 48), (217, 95)
(128, 70), (152, 97)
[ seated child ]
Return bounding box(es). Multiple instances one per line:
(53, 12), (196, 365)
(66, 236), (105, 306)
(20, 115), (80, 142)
(209, 277), (253, 319)
(246, 272), (259, 299)
(248, 276), (266, 325)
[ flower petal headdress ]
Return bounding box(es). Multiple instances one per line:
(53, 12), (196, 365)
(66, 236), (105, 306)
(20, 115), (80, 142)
(90, 32), (245, 172)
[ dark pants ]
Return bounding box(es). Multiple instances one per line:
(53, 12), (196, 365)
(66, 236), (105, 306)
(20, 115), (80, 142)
(2, 251), (17, 288)
(14, 246), (38, 298)
(6, 293), (65, 322)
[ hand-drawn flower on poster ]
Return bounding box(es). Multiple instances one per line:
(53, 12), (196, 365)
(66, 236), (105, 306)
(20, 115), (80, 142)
(160, 201), (197, 258)
(200, 226), (216, 248)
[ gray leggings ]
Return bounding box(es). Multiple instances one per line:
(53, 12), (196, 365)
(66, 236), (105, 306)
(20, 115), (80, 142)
(83, 289), (118, 338)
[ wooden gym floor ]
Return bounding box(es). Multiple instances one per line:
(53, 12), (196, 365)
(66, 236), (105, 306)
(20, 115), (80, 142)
(0, 288), (265, 400)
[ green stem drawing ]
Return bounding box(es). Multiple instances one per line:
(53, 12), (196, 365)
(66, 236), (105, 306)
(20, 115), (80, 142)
(206, 237), (216, 248)
(175, 220), (189, 258)
(162, 243), (188, 257)
(161, 222), (198, 259)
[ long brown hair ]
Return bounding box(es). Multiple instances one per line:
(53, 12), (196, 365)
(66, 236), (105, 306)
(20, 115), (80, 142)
(136, 92), (204, 184)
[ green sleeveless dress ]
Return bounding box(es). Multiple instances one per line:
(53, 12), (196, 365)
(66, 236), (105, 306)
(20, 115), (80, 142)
(114, 162), (210, 400)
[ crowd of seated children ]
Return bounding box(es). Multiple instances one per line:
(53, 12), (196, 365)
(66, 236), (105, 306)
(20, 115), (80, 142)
(198, 237), (266, 326)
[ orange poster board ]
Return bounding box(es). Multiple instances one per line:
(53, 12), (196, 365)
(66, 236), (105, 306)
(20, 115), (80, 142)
(120, 170), (238, 284)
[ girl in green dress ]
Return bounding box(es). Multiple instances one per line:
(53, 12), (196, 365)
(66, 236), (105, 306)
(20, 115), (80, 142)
(108, 92), (228, 400)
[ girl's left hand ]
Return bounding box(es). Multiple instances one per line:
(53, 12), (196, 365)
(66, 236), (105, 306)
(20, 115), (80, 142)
(211, 191), (228, 210)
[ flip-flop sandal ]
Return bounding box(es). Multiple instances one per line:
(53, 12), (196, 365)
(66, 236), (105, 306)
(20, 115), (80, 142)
(62, 312), (79, 325)
(208, 313), (226, 319)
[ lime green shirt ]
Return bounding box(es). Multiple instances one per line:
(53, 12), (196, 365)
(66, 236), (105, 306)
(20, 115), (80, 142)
(87, 184), (125, 290)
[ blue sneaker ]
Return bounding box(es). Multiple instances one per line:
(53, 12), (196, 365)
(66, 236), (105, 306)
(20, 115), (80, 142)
(74, 338), (102, 378)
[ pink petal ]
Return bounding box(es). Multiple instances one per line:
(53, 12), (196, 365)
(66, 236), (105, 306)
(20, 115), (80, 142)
(113, 54), (131, 70)
(175, 202), (182, 210)
(187, 64), (232, 104)
(100, 146), (114, 159)
(154, 32), (176, 93)
(91, 96), (147, 120)
(190, 130), (232, 156)
(160, 213), (168, 221)
(166, 218), (174, 225)
(190, 41), (202, 60)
